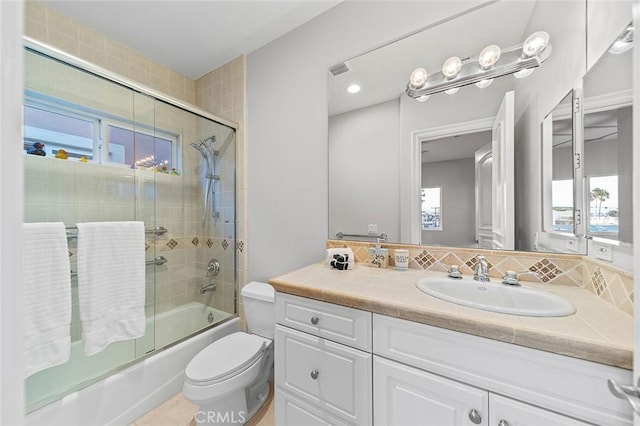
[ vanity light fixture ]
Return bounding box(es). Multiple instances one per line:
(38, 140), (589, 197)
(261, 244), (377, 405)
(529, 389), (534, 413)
(406, 31), (551, 100)
(608, 24), (634, 55)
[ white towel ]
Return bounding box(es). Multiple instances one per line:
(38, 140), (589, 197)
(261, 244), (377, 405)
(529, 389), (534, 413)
(23, 222), (72, 378)
(76, 221), (146, 355)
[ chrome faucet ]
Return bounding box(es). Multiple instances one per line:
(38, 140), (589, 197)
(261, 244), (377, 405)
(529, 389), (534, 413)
(473, 255), (490, 282)
(200, 282), (217, 294)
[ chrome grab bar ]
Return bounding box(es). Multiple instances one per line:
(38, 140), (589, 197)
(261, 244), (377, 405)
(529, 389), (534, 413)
(70, 255), (167, 278)
(336, 232), (388, 240)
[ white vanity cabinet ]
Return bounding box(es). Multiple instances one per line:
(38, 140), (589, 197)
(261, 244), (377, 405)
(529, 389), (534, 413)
(275, 293), (373, 425)
(273, 292), (632, 425)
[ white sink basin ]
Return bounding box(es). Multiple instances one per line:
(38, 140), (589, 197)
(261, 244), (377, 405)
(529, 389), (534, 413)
(416, 276), (575, 317)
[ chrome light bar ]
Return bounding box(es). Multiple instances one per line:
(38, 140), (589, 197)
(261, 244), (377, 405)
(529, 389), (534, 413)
(406, 32), (552, 100)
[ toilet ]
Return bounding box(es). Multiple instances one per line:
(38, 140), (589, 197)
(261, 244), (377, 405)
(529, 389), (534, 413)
(183, 282), (275, 425)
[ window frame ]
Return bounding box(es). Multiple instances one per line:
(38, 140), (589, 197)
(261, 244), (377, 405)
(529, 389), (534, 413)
(24, 91), (181, 172)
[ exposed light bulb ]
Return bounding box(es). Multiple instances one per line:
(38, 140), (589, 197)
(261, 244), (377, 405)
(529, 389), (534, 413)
(475, 79), (494, 89)
(444, 87), (460, 95)
(478, 45), (501, 69)
(346, 84), (361, 94)
(416, 95), (430, 102)
(409, 67), (428, 88)
(442, 56), (462, 78)
(513, 68), (534, 79)
(522, 31), (550, 57)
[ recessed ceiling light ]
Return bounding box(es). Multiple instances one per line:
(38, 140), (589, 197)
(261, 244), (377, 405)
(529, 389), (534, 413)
(347, 84), (361, 94)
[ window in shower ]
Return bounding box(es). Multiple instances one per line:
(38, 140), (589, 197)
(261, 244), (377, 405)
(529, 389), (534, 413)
(105, 124), (177, 171)
(24, 96), (179, 172)
(23, 104), (98, 160)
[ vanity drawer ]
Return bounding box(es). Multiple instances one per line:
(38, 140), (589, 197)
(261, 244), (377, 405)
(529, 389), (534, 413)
(276, 389), (356, 426)
(275, 325), (372, 425)
(276, 292), (372, 351)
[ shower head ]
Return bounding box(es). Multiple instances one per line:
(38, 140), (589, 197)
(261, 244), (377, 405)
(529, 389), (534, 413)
(190, 142), (207, 159)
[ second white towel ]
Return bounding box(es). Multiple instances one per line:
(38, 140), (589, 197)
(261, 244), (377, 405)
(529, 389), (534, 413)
(76, 221), (146, 355)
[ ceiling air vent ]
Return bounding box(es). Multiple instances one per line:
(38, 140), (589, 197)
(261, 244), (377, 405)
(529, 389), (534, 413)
(329, 62), (350, 77)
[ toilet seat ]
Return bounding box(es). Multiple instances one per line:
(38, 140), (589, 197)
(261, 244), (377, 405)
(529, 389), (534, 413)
(185, 332), (270, 386)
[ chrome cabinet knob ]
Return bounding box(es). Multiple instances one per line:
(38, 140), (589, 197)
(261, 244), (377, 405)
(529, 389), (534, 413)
(498, 420), (510, 426)
(310, 316), (319, 325)
(468, 409), (482, 424)
(310, 370), (319, 380)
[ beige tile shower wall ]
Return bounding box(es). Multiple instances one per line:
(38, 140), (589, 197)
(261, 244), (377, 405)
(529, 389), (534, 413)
(195, 56), (246, 320)
(24, 0), (196, 104)
(327, 240), (634, 316)
(24, 0), (241, 316)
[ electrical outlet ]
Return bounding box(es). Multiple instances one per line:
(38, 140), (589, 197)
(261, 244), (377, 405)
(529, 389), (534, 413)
(368, 224), (377, 234)
(566, 238), (577, 252)
(594, 244), (613, 262)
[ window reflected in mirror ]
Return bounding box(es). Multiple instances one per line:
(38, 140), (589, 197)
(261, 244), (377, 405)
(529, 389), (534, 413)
(542, 90), (576, 235)
(421, 187), (442, 231)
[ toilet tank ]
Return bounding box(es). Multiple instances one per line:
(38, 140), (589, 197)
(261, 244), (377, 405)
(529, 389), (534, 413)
(240, 282), (275, 339)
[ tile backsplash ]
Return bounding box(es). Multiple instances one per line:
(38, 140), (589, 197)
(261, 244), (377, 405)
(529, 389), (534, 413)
(327, 239), (633, 316)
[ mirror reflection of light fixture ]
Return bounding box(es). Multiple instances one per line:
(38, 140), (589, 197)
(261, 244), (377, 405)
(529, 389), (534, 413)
(406, 31), (551, 101)
(475, 79), (494, 89)
(608, 24), (634, 54)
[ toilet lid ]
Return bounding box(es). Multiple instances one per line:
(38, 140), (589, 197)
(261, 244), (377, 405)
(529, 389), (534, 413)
(185, 332), (268, 384)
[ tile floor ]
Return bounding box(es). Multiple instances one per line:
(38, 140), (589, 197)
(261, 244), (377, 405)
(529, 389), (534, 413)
(131, 388), (274, 426)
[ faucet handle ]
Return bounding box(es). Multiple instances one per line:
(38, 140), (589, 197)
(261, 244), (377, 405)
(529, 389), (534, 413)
(435, 261), (462, 279)
(502, 270), (540, 286)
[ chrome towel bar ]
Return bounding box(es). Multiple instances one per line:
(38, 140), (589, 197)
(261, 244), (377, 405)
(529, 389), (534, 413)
(70, 255), (167, 278)
(65, 225), (168, 238)
(336, 232), (388, 240)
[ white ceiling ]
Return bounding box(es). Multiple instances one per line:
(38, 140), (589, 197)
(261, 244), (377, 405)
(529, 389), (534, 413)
(42, 0), (341, 79)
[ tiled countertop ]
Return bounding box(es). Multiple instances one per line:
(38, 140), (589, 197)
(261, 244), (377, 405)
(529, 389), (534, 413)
(269, 262), (633, 370)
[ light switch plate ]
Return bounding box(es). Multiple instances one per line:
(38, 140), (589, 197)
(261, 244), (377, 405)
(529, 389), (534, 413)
(594, 244), (613, 261)
(368, 224), (377, 234)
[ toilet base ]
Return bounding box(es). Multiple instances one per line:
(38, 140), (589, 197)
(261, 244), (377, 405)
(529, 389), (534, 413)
(194, 390), (248, 426)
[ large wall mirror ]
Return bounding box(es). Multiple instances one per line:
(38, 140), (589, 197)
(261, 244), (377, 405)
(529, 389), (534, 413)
(328, 0), (585, 254)
(328, 0), (633, 257)
(582, 22), (633, 247)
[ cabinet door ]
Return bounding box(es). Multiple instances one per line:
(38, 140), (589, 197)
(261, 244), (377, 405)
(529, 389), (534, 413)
(275, 325), (372, 425)
(374, 356), (488, 426)
(276, 389), (354, 426)
(490, 394), (590, 426)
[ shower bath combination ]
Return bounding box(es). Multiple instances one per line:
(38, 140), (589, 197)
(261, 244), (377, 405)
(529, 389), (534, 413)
(191, 135), (220, 228)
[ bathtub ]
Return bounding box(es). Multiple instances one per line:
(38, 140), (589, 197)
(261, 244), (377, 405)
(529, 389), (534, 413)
(26, 302), (240, 426)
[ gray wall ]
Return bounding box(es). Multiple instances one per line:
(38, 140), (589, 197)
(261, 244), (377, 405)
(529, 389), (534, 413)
(421, 158), (476, 247)
(246, 1), (486, 282)
(329, 99), (400, 241)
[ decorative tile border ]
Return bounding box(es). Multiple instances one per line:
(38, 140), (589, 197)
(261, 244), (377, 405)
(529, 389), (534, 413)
(67, 235), (246, 256)
(327, 239), (633, 316)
